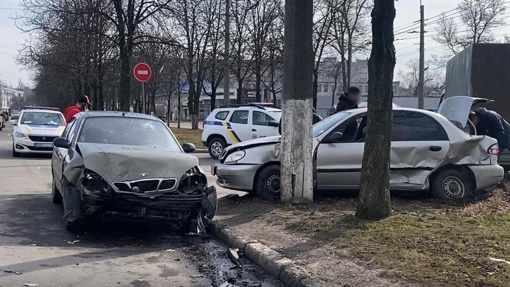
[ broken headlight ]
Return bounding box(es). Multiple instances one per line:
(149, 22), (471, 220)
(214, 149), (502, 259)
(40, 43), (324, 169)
(224, 150), (246, 165)
(179, 167), (207, 195)
(81, 169), (115, 195)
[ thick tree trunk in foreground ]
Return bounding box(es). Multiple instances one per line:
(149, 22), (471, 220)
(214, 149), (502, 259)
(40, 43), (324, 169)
(356, 0), (396, 220)
(280, 0), (314, 204)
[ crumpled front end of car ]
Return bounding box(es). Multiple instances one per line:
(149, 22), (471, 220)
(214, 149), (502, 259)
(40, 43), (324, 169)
(62, 144), (217, 233)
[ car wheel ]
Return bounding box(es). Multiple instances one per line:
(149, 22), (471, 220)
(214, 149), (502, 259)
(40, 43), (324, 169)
(256, 165), (281, 201)
(431, 169), (473, 200)
(12, 144), (20, 157)
(208, 137), (226, 159)
(51, 175), (63, 204)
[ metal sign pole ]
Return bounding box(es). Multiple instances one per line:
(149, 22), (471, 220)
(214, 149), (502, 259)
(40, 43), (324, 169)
(142, 82), (146, 114)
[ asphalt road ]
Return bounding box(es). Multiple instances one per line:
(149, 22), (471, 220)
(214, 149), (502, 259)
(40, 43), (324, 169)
(0, 124), (279, 287)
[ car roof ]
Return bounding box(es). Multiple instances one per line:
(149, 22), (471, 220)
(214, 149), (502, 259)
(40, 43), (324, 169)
(81, 111), (159, 120)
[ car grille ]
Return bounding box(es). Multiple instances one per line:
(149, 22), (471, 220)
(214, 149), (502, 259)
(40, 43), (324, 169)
(29, 136), (56, 142)
(113, 179), (177, 193)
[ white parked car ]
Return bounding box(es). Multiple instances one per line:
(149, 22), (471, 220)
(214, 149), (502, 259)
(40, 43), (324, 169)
(212, 96), (504, 201)
(201, 104), (282, 159)
(12, 109), (66, 157)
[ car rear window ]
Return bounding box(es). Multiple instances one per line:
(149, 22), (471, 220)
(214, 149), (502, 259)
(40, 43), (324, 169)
(392, 111), (448, 141)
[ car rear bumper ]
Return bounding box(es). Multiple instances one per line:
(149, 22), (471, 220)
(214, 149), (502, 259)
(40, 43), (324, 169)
(212, 163), (260, 192)
(468, 164), (505, 190)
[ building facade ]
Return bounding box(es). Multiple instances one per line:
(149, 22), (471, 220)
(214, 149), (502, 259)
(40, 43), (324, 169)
(0, 86), (25, 109)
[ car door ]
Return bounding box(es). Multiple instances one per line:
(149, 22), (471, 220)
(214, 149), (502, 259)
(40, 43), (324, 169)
(52, 118), (79, 189)
(250, 110), (279, 139)
(316, 113), (367, 189)
(227, 110), (250, 142)
(390, 111), (450, 185)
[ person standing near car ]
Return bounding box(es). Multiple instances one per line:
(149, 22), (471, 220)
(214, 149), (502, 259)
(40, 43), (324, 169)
(469, 108), (510, 151)
(63, 95), (90, 123)
(336, 86), (360, 113)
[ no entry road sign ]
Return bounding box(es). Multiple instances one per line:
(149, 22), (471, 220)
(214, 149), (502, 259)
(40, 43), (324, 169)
(133, 63), (152, 82)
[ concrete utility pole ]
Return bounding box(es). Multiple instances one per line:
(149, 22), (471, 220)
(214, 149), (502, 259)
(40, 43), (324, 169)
(417, 3), (425, 109)
(280, 0), (314, 204)
(223, 0), (230, 105)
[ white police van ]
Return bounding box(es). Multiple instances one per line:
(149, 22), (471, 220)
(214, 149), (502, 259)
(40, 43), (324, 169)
(202, 104), (282, 159)
(12, 108), (66, 157)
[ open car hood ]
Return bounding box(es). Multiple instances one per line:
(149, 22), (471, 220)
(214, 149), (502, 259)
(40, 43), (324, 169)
(77, 143), (198, 183)
(437, 96), (494, 128)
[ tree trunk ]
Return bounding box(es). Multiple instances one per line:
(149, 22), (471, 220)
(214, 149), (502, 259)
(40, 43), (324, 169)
(312, 70), (318, 108)
(211, 88), (217, 111)
(255, 67), (262, 102)
(177, 89), (181, 129)
(119, 49), (131, 111)
(237, 80), (243, 104)
(280, 0), (314, 204)
(347, 40), (353, 87)
(356, 0), (396, 221)
(92, 83), (98, 110)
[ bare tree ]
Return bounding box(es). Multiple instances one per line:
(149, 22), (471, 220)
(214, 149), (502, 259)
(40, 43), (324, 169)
(168, 0), (216, 129)
(231, 0), (258, 104)
(248, 0), (281, 102)
(356, 0), (395, 220)
(434, 0), (506, 55)
(262, 19), (284, 104)
(398, 58), (444, 97)
(312, 0), (337, 108)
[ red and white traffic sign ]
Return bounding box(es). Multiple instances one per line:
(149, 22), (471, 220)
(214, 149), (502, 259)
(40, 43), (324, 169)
(133, 63), (152, 83)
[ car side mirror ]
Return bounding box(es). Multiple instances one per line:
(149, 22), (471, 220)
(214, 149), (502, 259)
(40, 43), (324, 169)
(268, 120), (279, 127)
(327, 132), (344, 142)
(182, 142), (196, 153)
(53, 137), (70, 149)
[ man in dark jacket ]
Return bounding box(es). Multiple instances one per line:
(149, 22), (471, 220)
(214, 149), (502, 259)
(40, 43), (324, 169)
(336, 86), (360, 113)
(469, 108), (510, 151)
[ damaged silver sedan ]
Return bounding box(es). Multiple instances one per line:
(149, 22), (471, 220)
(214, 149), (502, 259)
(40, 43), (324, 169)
(212, 96), (505, 201)
(51, 112), (217, 232)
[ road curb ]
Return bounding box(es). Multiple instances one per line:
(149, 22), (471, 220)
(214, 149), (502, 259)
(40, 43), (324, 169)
(210, 222), (320, 287)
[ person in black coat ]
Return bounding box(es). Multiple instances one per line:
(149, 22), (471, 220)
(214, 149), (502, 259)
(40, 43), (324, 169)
(336, 86), (360, 113)
(469, 108), (510, 151)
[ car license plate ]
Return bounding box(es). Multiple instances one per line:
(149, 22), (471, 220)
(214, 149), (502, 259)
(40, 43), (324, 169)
(35, 143), (53, 148)
(211, 165), (217, 176)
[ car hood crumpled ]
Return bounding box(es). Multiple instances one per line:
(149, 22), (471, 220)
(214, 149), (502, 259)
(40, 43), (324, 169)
(77, 143), (198, 183)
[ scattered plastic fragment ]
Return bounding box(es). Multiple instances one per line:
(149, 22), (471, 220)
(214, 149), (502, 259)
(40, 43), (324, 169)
(24, 284), (38, 287)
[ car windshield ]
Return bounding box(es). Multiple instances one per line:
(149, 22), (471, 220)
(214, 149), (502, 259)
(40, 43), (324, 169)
(20, 112), (65, 126)
(78, 117), (181, 149)
(312, 111), (351, 137)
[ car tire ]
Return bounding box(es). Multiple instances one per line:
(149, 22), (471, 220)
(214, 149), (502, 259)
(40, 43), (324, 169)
(208, 137), (226, 159)
(61, 178), (84, 232)
(51, 175), (63, 204)
(12, 144), (20, 157)
(431, 169), (473, 201)
(255, 165), (281, 201)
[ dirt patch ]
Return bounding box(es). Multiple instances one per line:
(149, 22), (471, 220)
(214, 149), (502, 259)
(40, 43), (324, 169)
(170, 128), (205, 148)
(215, 188), (510, 287)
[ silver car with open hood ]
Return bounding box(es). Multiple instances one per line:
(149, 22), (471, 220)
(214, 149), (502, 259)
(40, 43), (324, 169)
(51, 111), (217, 232)
(212, 96), (504, 201)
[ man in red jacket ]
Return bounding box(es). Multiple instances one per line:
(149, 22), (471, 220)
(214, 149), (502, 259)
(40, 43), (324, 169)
(63, 95), (90, 123)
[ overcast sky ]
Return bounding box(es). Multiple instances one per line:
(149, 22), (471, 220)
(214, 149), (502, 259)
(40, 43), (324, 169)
(0, 0), (508, 88)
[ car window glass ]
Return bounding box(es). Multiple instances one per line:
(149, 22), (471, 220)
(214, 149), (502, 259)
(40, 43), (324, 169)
(20, 112), (65, 126)
(326, 113), (367, 142)
(77, 117), (180, 149)
(67, 119), (80, 142)
(215, 111), (230, 120)
(230, 110), (249, 125)
(392, 111), (448, 141)
(252, 111), (275, 126)
(62, 119), (76, 138)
